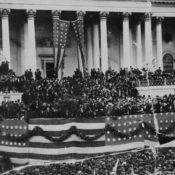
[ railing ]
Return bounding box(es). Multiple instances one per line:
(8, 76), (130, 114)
(137, 79), (175, 87)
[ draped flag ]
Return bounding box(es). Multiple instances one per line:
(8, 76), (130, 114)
(156, 113), (175, 146)
(0, 120), (28, 165)
(71, 19), (86, 74)
(0, 117), (106, 165)
(53, 18), (70, 73)
(106, 115), (145, 150)
(157, 113), (175, 145)
(1, 113), (175, 166)
(53, 16), (59, 70)
(0, 119), (28, 146)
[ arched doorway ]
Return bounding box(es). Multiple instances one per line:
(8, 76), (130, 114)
(163, 51), (175, 72)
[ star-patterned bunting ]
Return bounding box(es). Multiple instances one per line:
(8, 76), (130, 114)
(0, 119), (28, 147)
(71, 19), (84, 50)
(106, 114), (157, 147)
(71, 19), (86, 73)
(53, 19), (70, 49)
(53, 19), (70, 71)
(157, 112), (175, 134)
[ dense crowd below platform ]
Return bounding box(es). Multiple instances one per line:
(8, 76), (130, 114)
(2, 148), (175, 175)
(1, 62), (175, 175)
(1, 61), (175, 119)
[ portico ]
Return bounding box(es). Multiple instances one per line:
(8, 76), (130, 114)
(0, 0), (174, 77)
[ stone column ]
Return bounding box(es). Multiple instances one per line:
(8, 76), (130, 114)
(136, 20), (142, 69)
(156, 17), (163, 69)
(1, 9), (11, 68)
(144, 13), (153, 65)
(26, 9), (37, 73)
(100, 11), (108, 72)
(20, 21), (29, 75)
(122, 12), (131, 68)
(87, 27), (93, 72)
(93, 21), (100, 70)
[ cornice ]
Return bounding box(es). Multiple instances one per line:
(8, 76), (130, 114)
(0, 0), (150, 13)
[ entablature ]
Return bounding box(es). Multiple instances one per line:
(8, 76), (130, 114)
(0, 0), (175, 17)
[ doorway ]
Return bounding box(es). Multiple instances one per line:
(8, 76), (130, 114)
(46, 62), (54, 78)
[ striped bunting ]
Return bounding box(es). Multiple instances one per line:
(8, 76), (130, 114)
(1, 113), (175, 165)
(27, 117), (106, 164)
(0, 117), (106, 165)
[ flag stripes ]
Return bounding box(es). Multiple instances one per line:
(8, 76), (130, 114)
(24, 129), (103, 137)
(29, 117), (105, 125)
(0, 148), (142, 167)
(28, 141), (105, 148)
(29, 135), (105, 143)
(0, 117), (106, 165)
(28, 122), (105, 131)
(1, 113), (175, 165)
(0, 146), (142, 164)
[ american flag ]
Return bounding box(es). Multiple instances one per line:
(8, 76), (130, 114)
(0, 120), (28, 165)
(157, 113), (175, 145)
(106, 113), (160, 151)
(0, 119), (28, 146)
(71, 19), (84, 50)
(157, 113), (175, 134)
(0, 118), (106, 165)
(106, 115), (145, 149)
(71, 19), (86, 74)
(1, 113), (175, 166)
(53, 19), (70, 70)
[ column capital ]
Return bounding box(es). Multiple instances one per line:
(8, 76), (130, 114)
(26, 9), (36, 19)
(100, 11), (109, 19)
(136, 16), (143, 25)
(136, 19), (142, 25)
(76, 11), (86, 20)
(76, 11), (85, 16)
(122, 12), (131, 19)
(52, 10), (61, 19)
(144, 12), (152, 20)
(0, 9), (10, 17)
(156, 17), (164, 24)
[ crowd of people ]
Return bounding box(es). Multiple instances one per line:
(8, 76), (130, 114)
(1, 63), (175, 174)
(2, 148), (175, 175)
(1, 61), (175, 119)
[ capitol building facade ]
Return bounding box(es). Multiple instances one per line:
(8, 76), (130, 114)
(0, 0), (175, 77)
